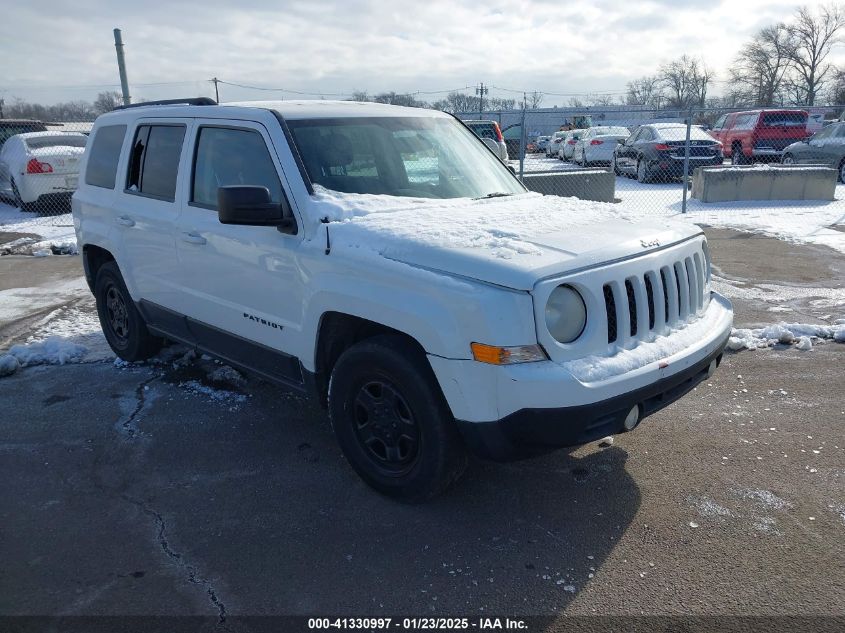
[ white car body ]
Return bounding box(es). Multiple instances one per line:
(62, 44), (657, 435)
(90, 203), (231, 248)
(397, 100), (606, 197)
(573, 126), (630, 166)
(0, 131), (87, 206)
(559, 129), (586, 160)
(545, 131), (568, 157)
(73, 100), (731, 484)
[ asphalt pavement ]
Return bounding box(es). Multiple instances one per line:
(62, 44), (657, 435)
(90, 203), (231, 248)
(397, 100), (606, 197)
(0, 229), (843, 626)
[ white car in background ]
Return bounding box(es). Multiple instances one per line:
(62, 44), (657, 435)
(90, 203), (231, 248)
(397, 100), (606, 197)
(0, 131), (88, 211)
(545, 131), (568, 157)
(559, 129), (586, 161)
(573, 126), (630, 167)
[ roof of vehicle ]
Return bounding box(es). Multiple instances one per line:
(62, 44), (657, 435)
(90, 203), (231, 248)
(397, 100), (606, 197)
(96, 100), (450, 123)
(729, 109), (808, 116)
(0, 119), (46, 126)
(463, 119), (498, 124)
(12, 130), (87, 140)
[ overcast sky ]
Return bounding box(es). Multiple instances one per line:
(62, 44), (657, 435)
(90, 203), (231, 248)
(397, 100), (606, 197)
(3, 0), (844, 107)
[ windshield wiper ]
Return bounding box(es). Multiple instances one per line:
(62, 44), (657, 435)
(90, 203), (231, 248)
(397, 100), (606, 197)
(473, 192), (514, 200)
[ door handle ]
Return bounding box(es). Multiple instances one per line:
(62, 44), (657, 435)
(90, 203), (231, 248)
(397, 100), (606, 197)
(181, 232), (207, 245)
(116, 215), (135, 227)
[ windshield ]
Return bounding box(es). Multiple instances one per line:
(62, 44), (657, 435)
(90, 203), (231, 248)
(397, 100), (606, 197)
(25, 136), (87, 150)
(287, 116), (525, 199)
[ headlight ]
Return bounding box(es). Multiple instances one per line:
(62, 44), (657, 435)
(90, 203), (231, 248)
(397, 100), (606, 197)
(545, 284), (587, 343)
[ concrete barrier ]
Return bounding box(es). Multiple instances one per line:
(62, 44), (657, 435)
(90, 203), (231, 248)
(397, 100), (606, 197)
(690, 165), (837, 203)
(521, 169), (616, 202)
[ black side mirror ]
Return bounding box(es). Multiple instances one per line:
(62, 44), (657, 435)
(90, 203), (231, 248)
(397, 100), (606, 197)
(218, 186), (296, 234)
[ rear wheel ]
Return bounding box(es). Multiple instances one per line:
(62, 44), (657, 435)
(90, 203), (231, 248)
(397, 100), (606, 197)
(782, 153), (795, 165)
(636, 159), (651, 183)
(328, 335), (467, 502)
(11, 178), (32, 212)
(94, 262), (163, 362)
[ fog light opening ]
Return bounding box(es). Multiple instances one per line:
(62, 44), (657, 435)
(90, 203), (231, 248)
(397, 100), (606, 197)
(623, 405), (641, 432)
(706, 358), (718, 378)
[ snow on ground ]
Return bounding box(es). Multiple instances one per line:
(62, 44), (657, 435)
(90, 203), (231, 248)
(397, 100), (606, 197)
(0, 202), (78, 254)
(728, 319), (845, 351)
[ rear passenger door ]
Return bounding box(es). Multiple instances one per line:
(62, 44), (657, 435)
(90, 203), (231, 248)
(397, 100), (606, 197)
(172, 119), (306, 384)
(115, 120), (188, 307)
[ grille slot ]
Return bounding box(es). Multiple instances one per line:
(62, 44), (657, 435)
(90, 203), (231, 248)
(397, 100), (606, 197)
(660, 268), (671, 322)
(603, 284), (617, 343)
(625, 279), (637, 337)
(644, 275), (656, 329)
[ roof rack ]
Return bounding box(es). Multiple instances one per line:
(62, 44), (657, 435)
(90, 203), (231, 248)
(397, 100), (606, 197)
(113, 97), (217, 111)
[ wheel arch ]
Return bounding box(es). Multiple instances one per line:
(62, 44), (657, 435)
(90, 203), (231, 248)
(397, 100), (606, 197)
(82, 244), (116, 292)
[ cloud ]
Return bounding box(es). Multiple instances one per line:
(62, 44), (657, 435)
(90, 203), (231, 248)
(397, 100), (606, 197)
(1, 0), (842, 106)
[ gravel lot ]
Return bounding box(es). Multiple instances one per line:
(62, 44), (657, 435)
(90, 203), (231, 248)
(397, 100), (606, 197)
(1, 229), (843, 625)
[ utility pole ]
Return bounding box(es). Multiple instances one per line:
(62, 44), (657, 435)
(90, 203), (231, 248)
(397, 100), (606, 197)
(113, 28), (131, 106)
(0, 98), (4, 119)
(212, 77), (220, 103)
(476, 83), (488, 118)
(519, 92), (527, 181)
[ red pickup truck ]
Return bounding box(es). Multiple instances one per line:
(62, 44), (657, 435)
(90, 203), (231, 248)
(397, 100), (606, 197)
(710, 109), (808, 164)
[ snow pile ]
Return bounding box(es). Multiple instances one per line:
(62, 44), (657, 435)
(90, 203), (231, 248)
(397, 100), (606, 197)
(727, 320), (845, 351)
(178, 380), (247, 406)
(4, 337), (88, 367)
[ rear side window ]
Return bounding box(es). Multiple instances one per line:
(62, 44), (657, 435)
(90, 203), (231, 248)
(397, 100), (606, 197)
(126, 124), (186, 201)
(761, 112), (807, 127)
(85, 125), (126, 189)
(191, 126), (283, 209)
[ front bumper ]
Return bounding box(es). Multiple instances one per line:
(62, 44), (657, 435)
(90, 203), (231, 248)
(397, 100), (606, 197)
(457, 335), (726, 460)
(429, 292), (733, 461)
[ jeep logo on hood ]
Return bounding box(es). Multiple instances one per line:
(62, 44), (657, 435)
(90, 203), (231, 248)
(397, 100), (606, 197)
(641, 239), (661, 248)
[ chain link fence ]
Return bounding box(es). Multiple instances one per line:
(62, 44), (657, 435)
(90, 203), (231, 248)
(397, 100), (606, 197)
(0, 118), (93, 233)
(458, 105), (845, 234)
(2, 105), (845, 249)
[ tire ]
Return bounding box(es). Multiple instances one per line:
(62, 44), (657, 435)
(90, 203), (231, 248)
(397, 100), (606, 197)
(328, 334), (467, 502)
(782, 153), (795, 166)
(731, 146), (747, 165)
(636, 159), (650, 183)
(94, 261), (163, 362)
(11, 178), (33, 212)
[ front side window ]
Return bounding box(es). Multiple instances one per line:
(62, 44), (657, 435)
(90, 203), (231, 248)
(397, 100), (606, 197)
(85, 125), (126, 189)
(125, 124), (186, 201)
(287, 116), (524, 199)
(191, 126), (283, 208)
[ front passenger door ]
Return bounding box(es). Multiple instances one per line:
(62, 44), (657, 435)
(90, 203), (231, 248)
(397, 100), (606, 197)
(172, 120), (306, 384)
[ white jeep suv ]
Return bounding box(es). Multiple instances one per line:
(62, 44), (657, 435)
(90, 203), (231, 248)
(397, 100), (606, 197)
(72, 98), (733, 501)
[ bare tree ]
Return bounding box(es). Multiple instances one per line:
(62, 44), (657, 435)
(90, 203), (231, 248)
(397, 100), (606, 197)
(785, 4), (845, 105)
(624, 75), (664, 107)
(350, 90), (370, 102)
(372, 92), (427, 108)
(567, 97), (585, 108)
(729, 24), (795, 106)
(586, 93), (616, 107)
(659, 55), (715, 109)
(93, 91), (123, 114)
(826, 66), (845, 104)
(526, 91), (544, 109)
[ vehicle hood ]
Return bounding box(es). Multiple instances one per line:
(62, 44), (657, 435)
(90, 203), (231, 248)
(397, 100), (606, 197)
(317, 189), (702, 291)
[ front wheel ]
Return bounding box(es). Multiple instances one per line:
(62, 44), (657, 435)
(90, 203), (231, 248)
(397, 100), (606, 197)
(94, 261), (163, 361)
(782, 153), (795, 166)
(328, 335), (467, 502)
(731, 146), (747, 165)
